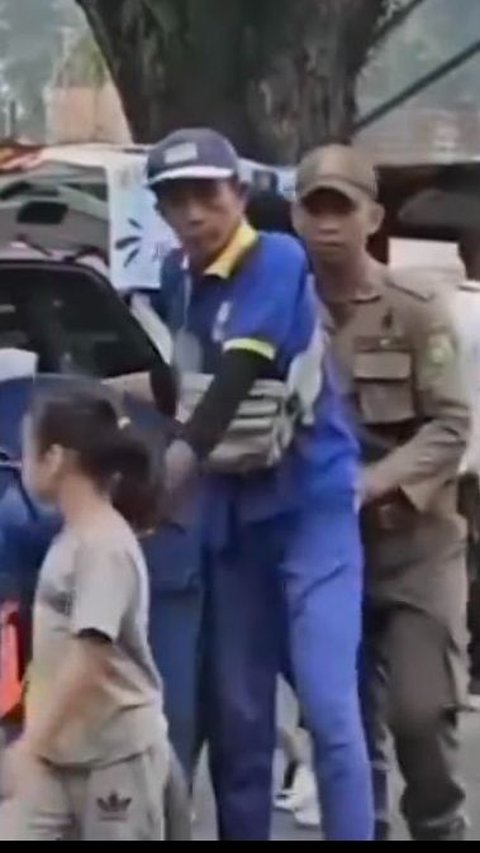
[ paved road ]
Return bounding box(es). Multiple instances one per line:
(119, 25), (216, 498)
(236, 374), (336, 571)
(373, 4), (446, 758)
(193, 712), (480, 840)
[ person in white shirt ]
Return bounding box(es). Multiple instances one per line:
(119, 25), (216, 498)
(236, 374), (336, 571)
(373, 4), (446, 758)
(452, 232), (480, 704)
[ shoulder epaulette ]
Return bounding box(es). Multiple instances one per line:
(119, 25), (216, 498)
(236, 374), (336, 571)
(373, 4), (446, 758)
(388, 266), (460, 302)
(388, 271), (433, 302)
(458, 280), (480, 293)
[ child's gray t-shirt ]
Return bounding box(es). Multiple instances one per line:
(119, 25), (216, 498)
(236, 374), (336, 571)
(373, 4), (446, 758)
(26, 514), (167, 767)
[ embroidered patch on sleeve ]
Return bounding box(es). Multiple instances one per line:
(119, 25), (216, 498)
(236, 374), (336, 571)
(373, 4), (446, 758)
(423, 333), (455, 370)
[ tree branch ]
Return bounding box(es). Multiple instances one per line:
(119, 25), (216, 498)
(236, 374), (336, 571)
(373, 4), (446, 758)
(371, 0), (428, 51)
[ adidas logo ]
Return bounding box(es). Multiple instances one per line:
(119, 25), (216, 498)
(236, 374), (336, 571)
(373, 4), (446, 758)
(97, 792), (131, 821)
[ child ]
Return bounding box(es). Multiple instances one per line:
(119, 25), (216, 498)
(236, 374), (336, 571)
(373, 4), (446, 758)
(1, 389), (170, 840)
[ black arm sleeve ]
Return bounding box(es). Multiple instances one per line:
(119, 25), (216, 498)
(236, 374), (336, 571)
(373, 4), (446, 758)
(182, 349), (270, 460)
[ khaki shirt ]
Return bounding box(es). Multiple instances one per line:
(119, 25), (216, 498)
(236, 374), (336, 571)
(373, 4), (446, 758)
(323, 261), (470, 626)
(326, 260), (470, 520)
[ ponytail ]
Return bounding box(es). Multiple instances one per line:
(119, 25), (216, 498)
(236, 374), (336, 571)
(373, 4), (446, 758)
(107, 420), (164, 531)
(31, 389), (165, 532)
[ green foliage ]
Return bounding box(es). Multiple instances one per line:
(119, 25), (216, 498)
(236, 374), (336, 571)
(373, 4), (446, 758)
(58, 30), (107, 88)
(0, 0), (84, 138)
(0, 0), (58, 75)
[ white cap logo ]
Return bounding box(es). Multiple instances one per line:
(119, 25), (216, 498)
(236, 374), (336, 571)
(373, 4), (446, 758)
(164, 142), (198, 166)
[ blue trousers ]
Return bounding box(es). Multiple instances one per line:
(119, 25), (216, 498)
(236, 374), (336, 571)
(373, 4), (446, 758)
(144, 513), (205, 782)
(203, 505), (374, 841)
(149, 588), (203, 779)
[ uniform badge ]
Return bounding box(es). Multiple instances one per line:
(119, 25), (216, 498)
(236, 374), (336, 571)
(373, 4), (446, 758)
(212, 301), (232, 344)
(424, 332), (455, 368)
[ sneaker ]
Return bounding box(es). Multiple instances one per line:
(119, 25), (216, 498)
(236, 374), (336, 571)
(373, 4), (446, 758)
(465, 693), (480, 711)
(274, 764), (315, 814)
(293, 796), (321, 830)
(274, 786), (297, 812)
(469, 677), (480, 694)
(273, 760), (299, 812)
(463, 679), (480, 711)
(290, 766), (320, 829)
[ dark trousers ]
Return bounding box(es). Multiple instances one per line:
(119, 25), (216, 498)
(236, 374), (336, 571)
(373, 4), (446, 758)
(468, 577), (480, 684)
(362, 605), (466, 840)
(149, 588), (203, 780)
(467, 534), (480, 684)
(459, 473), (480, 684)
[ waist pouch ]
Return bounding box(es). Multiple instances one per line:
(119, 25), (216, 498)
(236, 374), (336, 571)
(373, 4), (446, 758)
(178, 372), (298, 473)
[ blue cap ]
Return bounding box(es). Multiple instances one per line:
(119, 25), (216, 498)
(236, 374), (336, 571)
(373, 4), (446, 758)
(146, 128), (240, 188)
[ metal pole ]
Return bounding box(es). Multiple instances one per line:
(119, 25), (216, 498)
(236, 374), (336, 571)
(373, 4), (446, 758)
(355, 38), (480, 131)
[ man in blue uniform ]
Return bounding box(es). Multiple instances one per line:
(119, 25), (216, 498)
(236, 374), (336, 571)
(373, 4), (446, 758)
(146, 129), (373, 841)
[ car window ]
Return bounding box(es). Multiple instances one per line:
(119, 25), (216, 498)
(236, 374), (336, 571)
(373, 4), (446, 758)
(0, 264), (159, 378)
(0, 293), (35, 351)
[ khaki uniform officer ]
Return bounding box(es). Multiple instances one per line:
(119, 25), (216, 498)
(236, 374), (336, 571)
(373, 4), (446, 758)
(293, 144), (470, 841)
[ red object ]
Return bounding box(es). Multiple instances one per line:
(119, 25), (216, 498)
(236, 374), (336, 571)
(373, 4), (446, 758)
(0, 141), (43, 174)
(0, 600), (23, 720)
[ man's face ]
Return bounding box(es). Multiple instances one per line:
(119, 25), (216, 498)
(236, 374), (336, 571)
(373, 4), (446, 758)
(293, 188), (383, 266)
(156, 179), (246, 268)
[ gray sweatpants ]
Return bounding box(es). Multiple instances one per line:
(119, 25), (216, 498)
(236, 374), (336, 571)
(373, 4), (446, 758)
(0, 745), (168, 841)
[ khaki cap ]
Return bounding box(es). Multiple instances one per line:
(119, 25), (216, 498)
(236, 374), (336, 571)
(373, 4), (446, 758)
(296, 144), (378, 205)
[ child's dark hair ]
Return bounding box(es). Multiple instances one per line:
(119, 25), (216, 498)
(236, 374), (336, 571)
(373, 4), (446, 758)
(30, 389), (164, 532)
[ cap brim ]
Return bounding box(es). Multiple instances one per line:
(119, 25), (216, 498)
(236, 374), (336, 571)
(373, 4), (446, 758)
(147, 165), (235, 187)
(297, 177), (369, 206)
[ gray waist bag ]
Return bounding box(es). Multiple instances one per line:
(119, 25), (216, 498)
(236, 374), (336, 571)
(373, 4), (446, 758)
(178, 321), (325, 474)
(178, 373), (297, 473)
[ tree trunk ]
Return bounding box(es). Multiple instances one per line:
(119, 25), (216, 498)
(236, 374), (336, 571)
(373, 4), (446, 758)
(75, 0), (394, 163)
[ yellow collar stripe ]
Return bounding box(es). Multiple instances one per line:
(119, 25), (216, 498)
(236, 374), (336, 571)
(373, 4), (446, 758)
(205, 221), (258, 279)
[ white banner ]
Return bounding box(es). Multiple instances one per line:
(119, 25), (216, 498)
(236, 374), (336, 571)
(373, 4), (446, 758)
(106, 155), (178, 292)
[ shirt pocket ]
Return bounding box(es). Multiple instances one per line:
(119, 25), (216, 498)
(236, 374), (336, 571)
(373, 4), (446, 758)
(353, 350), (415, 425)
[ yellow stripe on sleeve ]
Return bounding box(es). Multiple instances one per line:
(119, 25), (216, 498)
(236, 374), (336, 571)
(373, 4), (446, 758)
(224, 338), (276, 360)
